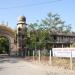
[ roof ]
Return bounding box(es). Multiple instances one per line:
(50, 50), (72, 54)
(50, 32), (75, 36)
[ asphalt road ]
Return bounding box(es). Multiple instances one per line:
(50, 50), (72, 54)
(0, 57), (48, 75)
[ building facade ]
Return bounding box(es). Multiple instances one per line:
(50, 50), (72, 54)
(50, 32), (75, 48)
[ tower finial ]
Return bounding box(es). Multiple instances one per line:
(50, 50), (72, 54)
(17, 16), (26, 24)
(18, 16), (26, 21)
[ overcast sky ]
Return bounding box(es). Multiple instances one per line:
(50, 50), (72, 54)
(0, 0), (75, 31)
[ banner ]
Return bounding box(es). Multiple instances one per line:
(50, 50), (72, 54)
(52, 48), (75, 57)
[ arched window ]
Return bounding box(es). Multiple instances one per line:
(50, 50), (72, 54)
(18, 27), (22, 31)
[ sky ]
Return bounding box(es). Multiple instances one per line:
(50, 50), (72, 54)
(0, 0), (75, 31)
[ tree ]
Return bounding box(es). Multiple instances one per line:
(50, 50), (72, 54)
(27, 12), (72, 50)
(41, 12), (71, 33)
(70, 43), (75, 47)
(0, 37), (9, 54)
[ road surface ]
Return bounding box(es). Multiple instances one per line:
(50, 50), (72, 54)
(0, 57), (48, 75)
(0, 57), (75, 75)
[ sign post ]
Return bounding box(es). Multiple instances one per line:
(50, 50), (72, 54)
(38, 50), (41, 62)
(49, 50), (52, 65)
(52, 48), (74, 70)
(70, 51), (72, 70)
(33, 50), (35, 61)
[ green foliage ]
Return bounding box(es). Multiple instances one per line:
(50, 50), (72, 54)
(0, 37), (9, 54)
(70, 43), (75, 47)
(41, 12), (71, 33)
(41, 49), (49, 56)
(27, 12), (72, 50)
(34, 50), (39, 56)
(33, 49), (49, 56)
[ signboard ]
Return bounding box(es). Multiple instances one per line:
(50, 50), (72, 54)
(52, 48), (75, 57)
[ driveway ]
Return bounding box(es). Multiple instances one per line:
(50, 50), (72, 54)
(0, 57), (48, 75)
(0, 57), (75, 75)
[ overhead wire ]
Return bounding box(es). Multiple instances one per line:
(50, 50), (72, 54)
(0, 0), (62, 10)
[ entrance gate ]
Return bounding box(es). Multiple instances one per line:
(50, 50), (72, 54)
(0, 25), (17, 55)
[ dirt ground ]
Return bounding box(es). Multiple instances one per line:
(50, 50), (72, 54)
(26, 60), (75, 75)
(0, 56), (75, 75)
(24, 56), (75, 75)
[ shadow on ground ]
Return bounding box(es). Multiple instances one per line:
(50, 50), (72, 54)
(0, 58), (19, 63)
(0, 54), (23, 64)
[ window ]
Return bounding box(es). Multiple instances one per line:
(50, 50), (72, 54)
(18, 27), (22, 31)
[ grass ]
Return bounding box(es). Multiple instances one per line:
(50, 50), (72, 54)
(25, 56), (75, 70)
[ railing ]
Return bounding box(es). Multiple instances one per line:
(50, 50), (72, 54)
(24, 49), (75, 70)
(51, 39), (75, 43)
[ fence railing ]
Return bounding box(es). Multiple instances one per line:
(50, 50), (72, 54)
(24, 49), (75, 70)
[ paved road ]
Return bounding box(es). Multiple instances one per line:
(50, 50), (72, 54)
(0, 57), (48, 75)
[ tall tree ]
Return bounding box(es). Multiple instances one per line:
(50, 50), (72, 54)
(27, 12), (72, 50)
(41, 12), (71, 33)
